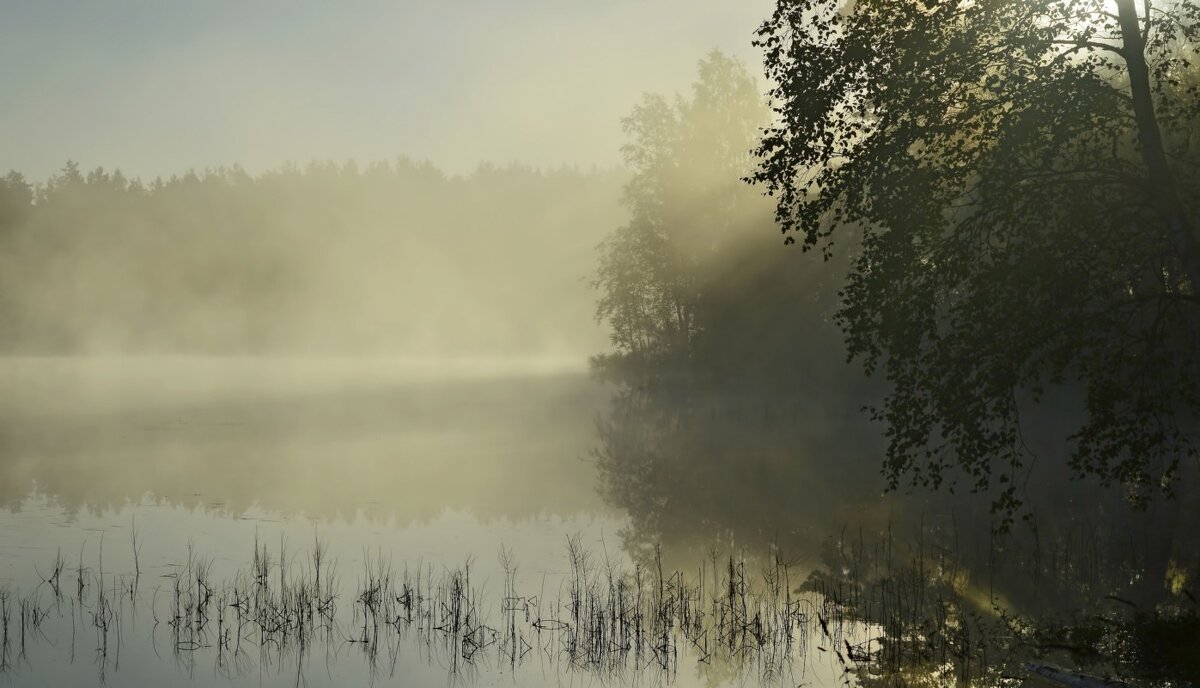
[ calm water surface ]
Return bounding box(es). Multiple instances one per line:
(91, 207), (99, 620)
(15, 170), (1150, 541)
(0, 358), (849, 687)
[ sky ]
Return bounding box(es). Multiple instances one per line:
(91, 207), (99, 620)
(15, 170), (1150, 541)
(0, 0), (773, 183)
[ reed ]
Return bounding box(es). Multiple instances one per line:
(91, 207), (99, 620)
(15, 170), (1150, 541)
(11, 526), (1186, 686)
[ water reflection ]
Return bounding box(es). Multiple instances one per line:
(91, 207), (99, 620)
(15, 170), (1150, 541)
(0, 492), (864, 687)
(3, 356), (1198, 685)
(0, 357), (861, 686)
(595, 383), (890, 565)
(0, 357), (610, 521)
(595, 380), (1200, 685)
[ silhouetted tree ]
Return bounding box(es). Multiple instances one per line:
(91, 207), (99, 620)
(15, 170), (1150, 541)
(0, 172), (32, 225)
(593, 51), (771, 389)
(592, 52), (887, 559)
(752, 0), (1200, 524)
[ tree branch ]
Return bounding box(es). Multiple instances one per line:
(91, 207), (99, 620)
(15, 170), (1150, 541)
(1049, 39), (1126, 58)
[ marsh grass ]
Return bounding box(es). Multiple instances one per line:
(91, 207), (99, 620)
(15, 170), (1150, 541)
(24, 527), (1187, 687)
(0, 585), (48, 677)
(0, 535), (855, 685)
(0, 587), (11, 675)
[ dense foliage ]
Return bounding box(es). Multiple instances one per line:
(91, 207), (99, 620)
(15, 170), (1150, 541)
(591, 52), (884, 556)
(592, 52), (771, 387)
(752, 0), (1200, 517)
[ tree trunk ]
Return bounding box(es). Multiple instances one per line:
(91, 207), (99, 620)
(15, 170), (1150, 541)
(1114, 0), (1200, 291)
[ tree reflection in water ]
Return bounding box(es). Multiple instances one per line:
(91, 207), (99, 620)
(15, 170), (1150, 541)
(595, 384), (1200, 686)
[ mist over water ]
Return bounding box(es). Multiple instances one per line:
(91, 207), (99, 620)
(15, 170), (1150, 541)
(0, 162), (625, 357)
(2, 2), (1199, 686)
(0, 356), (605, 518)
(0, 112), (848, 687)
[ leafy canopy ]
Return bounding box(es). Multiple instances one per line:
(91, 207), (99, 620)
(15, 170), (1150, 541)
(752, 0), (1200, 518)
(593, 51), (771, 388)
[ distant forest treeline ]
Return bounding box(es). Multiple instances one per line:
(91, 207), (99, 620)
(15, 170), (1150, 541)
(0, 160), (626, 355)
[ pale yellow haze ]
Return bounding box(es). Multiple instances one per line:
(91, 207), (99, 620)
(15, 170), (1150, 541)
(0, 0), (776, 359)
(1, 1), (773, 181)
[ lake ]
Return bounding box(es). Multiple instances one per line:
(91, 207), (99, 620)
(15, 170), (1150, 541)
(0, 357), (853, 687)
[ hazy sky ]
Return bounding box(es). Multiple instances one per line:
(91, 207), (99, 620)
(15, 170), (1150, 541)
(1, 0), (772, 182)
